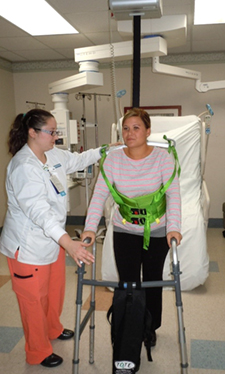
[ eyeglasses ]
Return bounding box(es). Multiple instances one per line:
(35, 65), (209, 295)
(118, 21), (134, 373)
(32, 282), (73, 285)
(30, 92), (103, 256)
(34, 128), (60, 137)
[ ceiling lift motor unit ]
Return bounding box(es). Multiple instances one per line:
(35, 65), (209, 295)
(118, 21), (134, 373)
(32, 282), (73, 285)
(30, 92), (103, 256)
(109, 0), (163, 19)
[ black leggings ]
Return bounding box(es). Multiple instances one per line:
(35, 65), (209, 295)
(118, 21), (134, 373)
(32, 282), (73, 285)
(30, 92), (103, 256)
(113, 231), (169, 331)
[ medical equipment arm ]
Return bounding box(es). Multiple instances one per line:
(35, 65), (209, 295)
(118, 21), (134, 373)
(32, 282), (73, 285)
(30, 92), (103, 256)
(152, 56), (225, 93)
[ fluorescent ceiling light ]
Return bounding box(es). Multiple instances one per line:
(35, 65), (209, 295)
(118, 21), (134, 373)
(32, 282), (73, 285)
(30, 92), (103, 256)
(0, 0), (79, 36)
(194, 0), (225, 25)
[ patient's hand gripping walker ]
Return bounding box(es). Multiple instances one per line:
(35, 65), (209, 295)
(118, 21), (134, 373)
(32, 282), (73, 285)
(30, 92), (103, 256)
(73, 237), (188, 374)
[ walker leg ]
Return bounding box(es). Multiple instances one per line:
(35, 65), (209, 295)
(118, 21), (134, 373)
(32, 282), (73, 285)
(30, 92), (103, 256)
(172, 258), (188, 374)
(177, 306), (188, 374)
(89, 242), (96, 364)
(89, 308), (95, 364)
(73, 263), (85, 374)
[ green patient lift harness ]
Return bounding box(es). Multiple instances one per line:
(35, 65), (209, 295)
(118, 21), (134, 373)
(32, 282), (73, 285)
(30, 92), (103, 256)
(100, 135), (180, 250)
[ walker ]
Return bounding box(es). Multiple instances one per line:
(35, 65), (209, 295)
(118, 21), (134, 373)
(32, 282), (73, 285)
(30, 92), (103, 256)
(72, 237), (188, 374)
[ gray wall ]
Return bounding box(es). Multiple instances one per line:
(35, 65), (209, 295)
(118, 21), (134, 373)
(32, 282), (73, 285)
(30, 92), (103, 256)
(0, 67), (16, 226)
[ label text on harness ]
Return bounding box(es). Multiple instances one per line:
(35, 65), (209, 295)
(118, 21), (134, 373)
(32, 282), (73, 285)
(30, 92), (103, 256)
(115, 361), (135, 369)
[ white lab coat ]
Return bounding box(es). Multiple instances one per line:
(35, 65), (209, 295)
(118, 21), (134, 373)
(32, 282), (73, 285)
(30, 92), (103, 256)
(0, 144), (100, 265)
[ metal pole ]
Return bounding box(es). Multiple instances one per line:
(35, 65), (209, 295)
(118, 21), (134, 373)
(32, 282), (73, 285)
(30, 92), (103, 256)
(132, 15), (141, 108)
(93, 94), (99, 148)
(89, 241), (96, 364)
(81, 94), (90, 208)
(73, 263), (85, 374)
(82, 94), (87, 151)
(171, 239), (189, 374)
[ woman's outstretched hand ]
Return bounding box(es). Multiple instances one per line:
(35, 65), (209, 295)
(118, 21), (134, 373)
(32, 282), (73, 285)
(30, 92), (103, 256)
(59, 233), (95, 267)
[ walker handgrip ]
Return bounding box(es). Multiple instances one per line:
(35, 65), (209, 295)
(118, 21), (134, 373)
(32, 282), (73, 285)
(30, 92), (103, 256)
(82, 237), (92, 244)
(171, 238), (178, 266)
(79, 237), (92, 265)
(171, 237), (177, 246)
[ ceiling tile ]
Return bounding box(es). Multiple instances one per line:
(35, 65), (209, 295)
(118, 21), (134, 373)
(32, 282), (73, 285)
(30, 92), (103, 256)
(168, 41), (192, 54)
(192, 25), (225, 40)
(47, 0), (109, 14)
(35, 34), (93, 49)
(55, 48), (76, 59)
(192, 39), (225, 53)
(14, 49), (67, 61)
(0, 17), (28, 37)
(0, 37), (49, 51)
(66, 11), (115, 33)
(84, 31), (124, 45)
(0, 50), (27, 62)
(163, 5), (193, 24)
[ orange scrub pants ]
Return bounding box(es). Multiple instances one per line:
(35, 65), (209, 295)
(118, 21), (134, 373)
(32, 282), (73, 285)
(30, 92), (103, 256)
(7, 247), (66, 365)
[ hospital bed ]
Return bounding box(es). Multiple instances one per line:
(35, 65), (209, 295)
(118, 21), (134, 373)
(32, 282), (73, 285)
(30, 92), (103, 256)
(101, 114), (210, 291)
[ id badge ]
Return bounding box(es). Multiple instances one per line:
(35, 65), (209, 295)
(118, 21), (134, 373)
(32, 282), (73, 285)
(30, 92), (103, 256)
(50, 174), (66, 196)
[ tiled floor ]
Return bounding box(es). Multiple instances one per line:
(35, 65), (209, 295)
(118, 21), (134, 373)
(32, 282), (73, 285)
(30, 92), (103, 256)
(0, 227), (225, 373)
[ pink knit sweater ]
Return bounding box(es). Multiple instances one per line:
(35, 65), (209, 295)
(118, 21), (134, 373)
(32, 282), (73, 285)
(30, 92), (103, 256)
(84, 147), (181, 237)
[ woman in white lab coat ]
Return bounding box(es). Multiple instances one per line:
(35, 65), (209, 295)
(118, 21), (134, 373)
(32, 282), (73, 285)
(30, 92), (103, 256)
(0, 109), (103, 367)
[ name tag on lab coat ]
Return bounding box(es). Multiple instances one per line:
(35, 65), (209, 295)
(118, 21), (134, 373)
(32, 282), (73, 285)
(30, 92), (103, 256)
(50, 174), (66, 196)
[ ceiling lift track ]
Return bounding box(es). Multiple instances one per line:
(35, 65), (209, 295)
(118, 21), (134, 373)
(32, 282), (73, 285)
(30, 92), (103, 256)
(152, 56), (225, 93)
